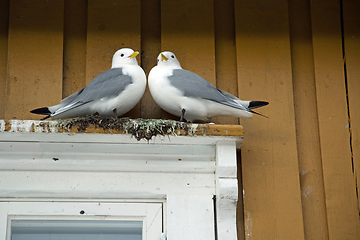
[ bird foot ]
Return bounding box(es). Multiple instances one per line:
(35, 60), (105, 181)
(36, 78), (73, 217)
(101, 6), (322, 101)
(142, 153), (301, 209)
(113, 108), (118, 119)
(179, 108), (186, 122)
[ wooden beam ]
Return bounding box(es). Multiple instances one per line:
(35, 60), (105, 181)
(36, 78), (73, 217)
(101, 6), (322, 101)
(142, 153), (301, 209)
(0, 118), (244, 137)
(140, 0), (162, 119)
(343, 0), (360, 212)
(6, 0), (64, 120)
(63, 0), (87, 99)
(214, 0), (239, 125)
(86, 0), (141, 118)
(310, 0), (360, 238)
(288, 0), (328, 239)
(235, 0), (305, 239)
(0, 0), (10, 119)
(160, 0), (216, 121)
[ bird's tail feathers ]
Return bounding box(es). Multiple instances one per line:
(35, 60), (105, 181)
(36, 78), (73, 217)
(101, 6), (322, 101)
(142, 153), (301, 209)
(250, 109), (269, 118)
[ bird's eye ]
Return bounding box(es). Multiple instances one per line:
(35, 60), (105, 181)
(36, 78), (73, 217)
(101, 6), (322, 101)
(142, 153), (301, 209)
(120, 54), (124, 57)
(171, 55), (175, 58)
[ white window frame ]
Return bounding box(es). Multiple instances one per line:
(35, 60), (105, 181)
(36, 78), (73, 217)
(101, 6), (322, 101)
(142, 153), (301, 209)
(0, 120), (242, 240)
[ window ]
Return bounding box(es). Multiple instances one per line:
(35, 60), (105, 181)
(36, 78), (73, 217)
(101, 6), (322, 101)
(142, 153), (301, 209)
(11, 219), (143, 240)
(0, 202), (163, 240)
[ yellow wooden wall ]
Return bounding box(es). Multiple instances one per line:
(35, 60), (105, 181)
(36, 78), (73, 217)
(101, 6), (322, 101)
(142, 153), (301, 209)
(0, 0), (359, 239)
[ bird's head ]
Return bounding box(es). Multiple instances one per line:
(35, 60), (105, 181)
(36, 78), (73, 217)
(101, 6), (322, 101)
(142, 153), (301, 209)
(112, 48), (139, 68)
(157, 51), (182, 69)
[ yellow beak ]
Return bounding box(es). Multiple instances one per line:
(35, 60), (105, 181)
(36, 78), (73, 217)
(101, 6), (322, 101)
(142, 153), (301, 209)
(161, 53), (168, 61)
(129, 51), (139, 59)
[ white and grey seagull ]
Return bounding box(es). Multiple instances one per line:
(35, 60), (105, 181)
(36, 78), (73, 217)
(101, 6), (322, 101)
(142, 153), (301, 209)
(148, 51), (269, 122)
(31, 48), (146, 120)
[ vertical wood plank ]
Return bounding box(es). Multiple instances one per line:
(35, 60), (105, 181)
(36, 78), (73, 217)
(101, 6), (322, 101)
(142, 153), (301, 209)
(288, 0), (329, 239)
(236, 153), (245, 240)
(63, 0), (87, 99)
(140, 0), (162, 119)
(0, 0), (10, 119)
(86, 0), (141, 118)
(235, 0), (305, 239)
(6, 0), (64, 120)
(214, 0), (239, 125)
(343, 0), (360, 211)
(310, 0), (360, 238)
(161, 0), (216, 121)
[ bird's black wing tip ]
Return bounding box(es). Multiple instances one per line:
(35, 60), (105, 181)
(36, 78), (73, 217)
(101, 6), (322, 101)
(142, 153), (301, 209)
(30, 107), (51, 115)
(248, 101), (269, 109)
(30, 107), (51, 120)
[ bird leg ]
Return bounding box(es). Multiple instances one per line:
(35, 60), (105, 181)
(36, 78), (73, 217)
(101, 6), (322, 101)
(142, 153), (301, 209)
(113, 108), (118, 119)
(180, 108), (186, 122)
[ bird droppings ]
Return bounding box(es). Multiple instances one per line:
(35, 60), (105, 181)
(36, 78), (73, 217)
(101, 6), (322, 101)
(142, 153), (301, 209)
(56, 114), (193, 141)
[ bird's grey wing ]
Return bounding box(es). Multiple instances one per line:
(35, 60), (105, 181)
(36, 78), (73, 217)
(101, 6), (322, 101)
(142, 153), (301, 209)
(74, 68), (133, 103)
(54, 68), (132, 114)
(46, 88), (85, 113)
(59, 88), (85, 106)
(169, 69), (247, 111)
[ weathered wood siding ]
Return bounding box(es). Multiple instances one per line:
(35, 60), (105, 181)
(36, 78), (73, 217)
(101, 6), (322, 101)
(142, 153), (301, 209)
(0, 0), (359, 239)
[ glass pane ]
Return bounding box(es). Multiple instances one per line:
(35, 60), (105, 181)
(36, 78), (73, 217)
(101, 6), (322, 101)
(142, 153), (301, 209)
(11, 219), (143, 240)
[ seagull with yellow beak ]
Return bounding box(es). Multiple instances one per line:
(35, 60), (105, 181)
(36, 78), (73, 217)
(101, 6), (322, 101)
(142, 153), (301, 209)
(148, 51), (268, 122)
(31, 48), (146, 120)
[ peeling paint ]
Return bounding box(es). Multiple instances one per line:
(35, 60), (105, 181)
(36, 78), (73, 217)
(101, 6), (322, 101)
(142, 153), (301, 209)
(189, 123), (199, 136)
(303, 185), (312, 198)
(9, 120), (19, 132)
(0, 120), (5, 132)
(244, 210), (253, 239)
(9, 120), (33, 132)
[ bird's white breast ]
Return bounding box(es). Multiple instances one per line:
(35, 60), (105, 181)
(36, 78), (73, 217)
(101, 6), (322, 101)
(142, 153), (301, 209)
(148, 66), (209, 121)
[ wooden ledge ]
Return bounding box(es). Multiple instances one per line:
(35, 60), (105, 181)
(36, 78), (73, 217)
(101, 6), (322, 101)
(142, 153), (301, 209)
(0, 116), (243, 141)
